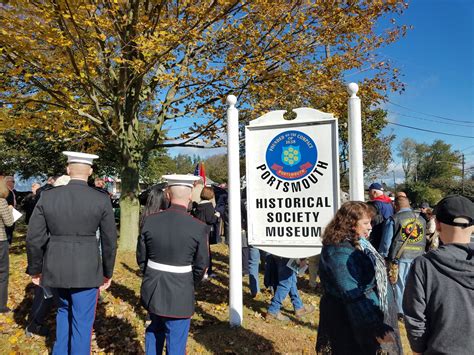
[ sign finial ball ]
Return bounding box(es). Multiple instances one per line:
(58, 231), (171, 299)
(227, 95), (237, 106)
(347, 82), (359, 96)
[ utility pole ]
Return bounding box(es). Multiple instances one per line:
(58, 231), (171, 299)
(462, 153), (465, 194)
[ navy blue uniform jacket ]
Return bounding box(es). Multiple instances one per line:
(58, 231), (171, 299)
(137, 204), (209, 318)
(26, 179), (117, 288)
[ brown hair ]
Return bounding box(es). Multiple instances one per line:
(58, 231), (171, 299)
(425, 207), (433, 218)
(322, 201), (374, 246)
(200, 186), (215, 201)
(0, 180), (9, 199)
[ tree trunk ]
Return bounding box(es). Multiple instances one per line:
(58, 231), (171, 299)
(119, 164), (140, 251)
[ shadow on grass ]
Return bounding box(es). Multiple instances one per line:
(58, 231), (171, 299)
(12, 284), (34, 330)
(121, 262), (142, 277)
(108, 282), (147, 322)
(12, 283), (56, 350)
(12, 282), (145, 353)
(9, 235), (28, 255)
(191, 303), (276, 354)
(94, 300), (144, 354)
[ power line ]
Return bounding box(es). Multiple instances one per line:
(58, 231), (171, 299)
(387, 121), (474, 139)
(387, 101), (473, 124)
(388, 111), (474, 127)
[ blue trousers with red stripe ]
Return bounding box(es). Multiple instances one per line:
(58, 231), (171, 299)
(53, 288), (99, 355)
(145, 314), (190, 355)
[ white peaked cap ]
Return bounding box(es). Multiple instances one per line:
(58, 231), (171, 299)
(63, 151), (99, 165)
(163, 174), (200, 188)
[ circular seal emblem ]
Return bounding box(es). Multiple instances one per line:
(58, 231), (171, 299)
(265, 130), (318, 181)
(401, 218), (425, 243)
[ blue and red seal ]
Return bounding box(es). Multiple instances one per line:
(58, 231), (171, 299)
(266, 130), (318, 181)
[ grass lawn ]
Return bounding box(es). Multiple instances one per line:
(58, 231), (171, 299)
(0, 230), (411, 354)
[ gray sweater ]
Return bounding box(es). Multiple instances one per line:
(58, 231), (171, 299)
(403, 243), (474, 354)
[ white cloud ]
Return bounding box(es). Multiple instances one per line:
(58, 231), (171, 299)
(376, 162), (405, 185)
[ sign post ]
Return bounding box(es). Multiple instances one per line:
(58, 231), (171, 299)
(226, 95), (243, 326)
(245, 108), (340, 258)
(347, 82), (364, 201)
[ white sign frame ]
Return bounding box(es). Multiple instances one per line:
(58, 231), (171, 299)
(245, 107), (340, 258)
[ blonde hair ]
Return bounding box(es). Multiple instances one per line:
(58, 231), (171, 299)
(0, 180), (9, 199)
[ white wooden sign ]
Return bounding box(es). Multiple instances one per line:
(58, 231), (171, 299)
(245, 108), (340, 258)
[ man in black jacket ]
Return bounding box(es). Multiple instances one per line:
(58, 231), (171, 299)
(27, 151), (117, 354)
(137, 174), (208, 355)
(403, 195), (474, 355)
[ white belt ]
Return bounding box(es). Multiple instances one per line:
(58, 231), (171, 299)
(147, 260), (192, 273)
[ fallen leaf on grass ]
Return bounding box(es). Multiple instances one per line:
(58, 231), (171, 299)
(253, 311), (264, 319)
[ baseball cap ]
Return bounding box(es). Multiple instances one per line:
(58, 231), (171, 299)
(367, 182), (383, 191)
(421, 202), (430, 209)
(434, 195), (474, 228)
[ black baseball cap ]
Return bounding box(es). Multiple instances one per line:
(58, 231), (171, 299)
(434, 195), (474, 228)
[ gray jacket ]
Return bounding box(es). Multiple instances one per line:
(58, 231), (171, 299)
(402, 243), (474, 354)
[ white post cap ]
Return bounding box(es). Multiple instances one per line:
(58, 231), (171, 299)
(347, 82), (359, 97)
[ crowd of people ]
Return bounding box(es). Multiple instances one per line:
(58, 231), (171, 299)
(0, 154), (473, 354)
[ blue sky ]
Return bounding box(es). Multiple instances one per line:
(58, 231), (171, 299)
(171, 1), (473, 179)
(374, 0), (474, 182)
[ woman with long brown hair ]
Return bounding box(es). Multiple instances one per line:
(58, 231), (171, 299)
(316, 201), (402, 354)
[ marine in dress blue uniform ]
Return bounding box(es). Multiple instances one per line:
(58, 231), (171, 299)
(27, 151), (117, 354)
(137, 175), (209, 355)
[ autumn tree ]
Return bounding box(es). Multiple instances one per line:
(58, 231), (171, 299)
(397, 139), (464, 204)
(204, 154), (228, 183)
(139, 150), (175, 185)
(0, 0), (408, 249)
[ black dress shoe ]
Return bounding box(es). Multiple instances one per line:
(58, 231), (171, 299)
(25, 322), (50, 337)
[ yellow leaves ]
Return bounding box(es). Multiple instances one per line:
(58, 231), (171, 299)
(213, 302), (228, 314)
(0, 0), (407, 156)
(8, 330), (23, 344)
